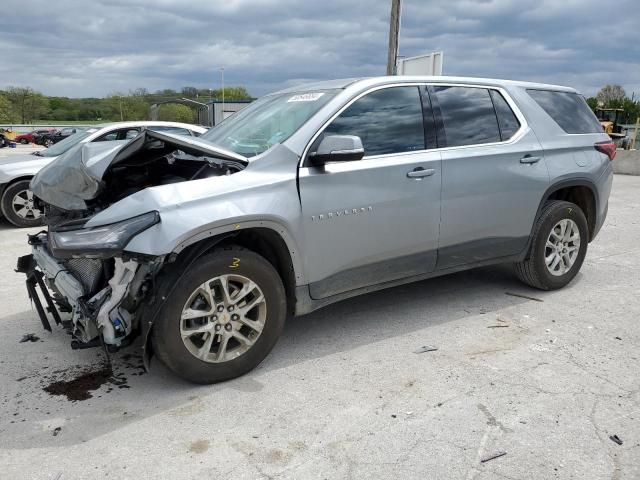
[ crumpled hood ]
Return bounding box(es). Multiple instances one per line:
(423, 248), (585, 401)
(30, 141), (127, 210)
(30, 130), (248, 211)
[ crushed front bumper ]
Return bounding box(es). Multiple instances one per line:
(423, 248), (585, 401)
(16, 252), (63, 332)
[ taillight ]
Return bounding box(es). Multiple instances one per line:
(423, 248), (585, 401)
(595, 141), (616, 161)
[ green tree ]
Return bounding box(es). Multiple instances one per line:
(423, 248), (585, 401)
(218, 86), (251, 100)
(181, 86), (198, 97)
(621, 98), (640, 124)
(157, 103), (195, 123)
(106, 92), (149, 121)
(5, 86), (49, 123)
(586, 97), (598, 111)
(0, 94), (17, 122)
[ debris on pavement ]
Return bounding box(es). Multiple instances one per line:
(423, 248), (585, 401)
(487, 324), (509, 328)
(615, 336), (622, 341)
(19, 333), (40, 343)
(609, 435), (623, 445)
(52, 427), (61, 437)
(480, 450), (507, 463)
(505, 292), (544, 302)
(414, 345), (438, 354)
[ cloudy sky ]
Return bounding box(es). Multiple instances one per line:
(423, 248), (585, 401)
(1, 0), (638, 98)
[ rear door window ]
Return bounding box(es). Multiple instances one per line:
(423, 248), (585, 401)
(433, 86), (501, 147)
(490, 90), (521, 140)
(527, 90), (602, 134)
(323, 86), (425, 156)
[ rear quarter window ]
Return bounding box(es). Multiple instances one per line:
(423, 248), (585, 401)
(490, 90), (521, 140)
(527, 89), (602, 134)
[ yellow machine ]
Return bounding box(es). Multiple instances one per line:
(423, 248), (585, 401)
(0, 128), (16, 140)
(595, 108), (625, 139)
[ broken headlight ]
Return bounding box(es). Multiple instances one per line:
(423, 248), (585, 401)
(50, 211), (160, 257)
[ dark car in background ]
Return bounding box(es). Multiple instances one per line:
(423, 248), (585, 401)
(15, 129), (57, 145)
(36, 127), (80, 147)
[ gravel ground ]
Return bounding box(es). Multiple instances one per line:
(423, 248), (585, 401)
(0, 175), (638, 480)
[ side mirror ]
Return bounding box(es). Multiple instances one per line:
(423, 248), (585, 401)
(308, 135), (364, 165)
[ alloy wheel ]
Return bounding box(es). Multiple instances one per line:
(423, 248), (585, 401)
(545, 219), (580, 276)
(180, 274), (267, 363)
(12, 189), (42, 220)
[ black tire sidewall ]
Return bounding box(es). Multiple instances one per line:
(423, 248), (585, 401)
(532, 202), (588, 289)
(152, 248), (287, 384)
(1, 180), (42, 228)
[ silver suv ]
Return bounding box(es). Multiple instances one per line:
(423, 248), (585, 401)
(19, 76), (614, 383)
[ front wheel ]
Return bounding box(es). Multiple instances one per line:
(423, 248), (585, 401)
(0, 180), (44, 228)
(515, 200), (588, 290)
(151, 246), (287, 384)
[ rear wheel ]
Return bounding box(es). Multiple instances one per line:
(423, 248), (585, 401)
(151, 246), (287, 384)
(1, 180), (43, 228)
(20, 138), (28, 144)
(515, 200), (588, 290)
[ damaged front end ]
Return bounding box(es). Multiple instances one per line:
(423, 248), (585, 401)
(17, 130), (247, 363)
(18, 230), (162, 351)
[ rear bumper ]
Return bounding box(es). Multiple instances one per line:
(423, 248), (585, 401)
(592, 164), (613, 240)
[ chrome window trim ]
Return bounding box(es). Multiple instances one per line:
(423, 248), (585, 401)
(299, 82), (529, 167)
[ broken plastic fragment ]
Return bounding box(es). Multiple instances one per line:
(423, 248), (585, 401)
(413, 345), (438, 354)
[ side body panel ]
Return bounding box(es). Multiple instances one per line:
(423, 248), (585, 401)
(434, 85), (550, 269)
(90, 145), (308, 285)
(299, 150), (442, 299)
(509, 86), (613, 238)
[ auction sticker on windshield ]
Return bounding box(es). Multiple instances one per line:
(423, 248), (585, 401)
(287, 93), (325, 102)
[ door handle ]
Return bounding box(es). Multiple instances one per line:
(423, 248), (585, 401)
(407, 167), (436, 179)
(520, 155), (541, 164)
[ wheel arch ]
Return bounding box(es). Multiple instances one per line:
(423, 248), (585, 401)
(140, 224), (300, 369)
(0, 176), (37, 222)
(1, 175), (34, 193)
(174, 226), (298, 315)
(536, 179), (598, 242)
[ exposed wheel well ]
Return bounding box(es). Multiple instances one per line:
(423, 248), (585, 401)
(545, 185), (596, 240)
(178, 228), (297, 315)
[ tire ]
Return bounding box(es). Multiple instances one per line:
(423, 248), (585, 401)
(515, 200), (588, 290)
(20, 138), (28, 145)
(0, 180), (44, 228)
(151, 246), (287, 384)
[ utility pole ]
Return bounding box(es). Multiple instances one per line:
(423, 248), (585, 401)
(220, 67), (225, 121)
(386, 0), (401, 75)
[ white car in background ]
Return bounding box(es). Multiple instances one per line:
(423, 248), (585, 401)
(0, 121), (207, 227)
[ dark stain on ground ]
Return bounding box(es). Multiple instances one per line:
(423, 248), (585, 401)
(43, 367), (128, 402)
(20, 334), (40, 343)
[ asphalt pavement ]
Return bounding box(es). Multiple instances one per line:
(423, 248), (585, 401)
(0, 175), (638, 479)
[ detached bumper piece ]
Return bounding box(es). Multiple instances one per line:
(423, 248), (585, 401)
(16, 254), (62, 332)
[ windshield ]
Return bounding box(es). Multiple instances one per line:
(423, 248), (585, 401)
(200, 90), (338, 157)
(40, 129), (94, 157)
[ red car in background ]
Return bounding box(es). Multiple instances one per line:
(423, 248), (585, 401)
(13, 129), (57, 144)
